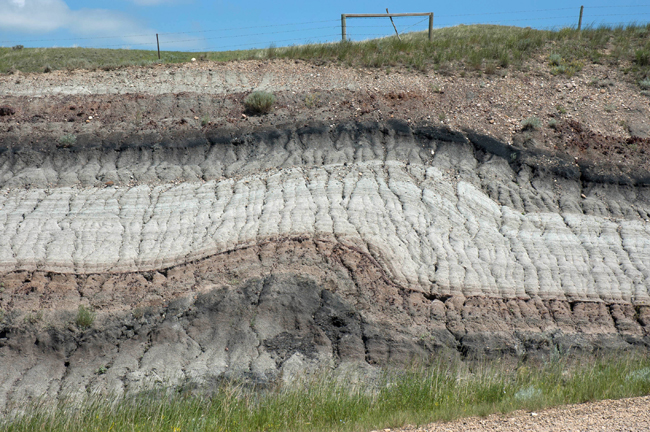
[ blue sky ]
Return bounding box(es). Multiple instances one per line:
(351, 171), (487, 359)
(1, 1), (649, 51)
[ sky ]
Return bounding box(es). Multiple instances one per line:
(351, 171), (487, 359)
(1, 0), (649, 52)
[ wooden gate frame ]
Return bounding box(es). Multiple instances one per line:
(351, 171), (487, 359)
(341, 13), (434, 42)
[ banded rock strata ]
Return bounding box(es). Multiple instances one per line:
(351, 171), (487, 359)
(1, 121), (649, 410)
(1, 122), (649, 302)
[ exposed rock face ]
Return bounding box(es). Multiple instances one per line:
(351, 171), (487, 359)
(2, 122), (650, 301)
(1, 121), (649, 411)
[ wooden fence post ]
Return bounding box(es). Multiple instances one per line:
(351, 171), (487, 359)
(341, 15), (347, 41)
(386, 8), (401, 40)
(429, 13), (434, 42)
(578, 5), (584, 31)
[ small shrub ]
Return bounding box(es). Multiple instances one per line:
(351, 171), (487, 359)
(521, 116), (541, 131)
(200, 114), (210, 127)
(267, 43), (277, 60)
(76, 305), (95, 330)
(556, 105), (567, 114)
(514, 386), (542, 401)
(0, 309), (5, 322)
(626, 367), (650, 383)
(565, 60), (584, 77)
(43, 64), (52, 73)
(548, 118), (558, 129)
(639, 79), (650, 90)
(304, 92), (321, 108)
(635, 49), (650, 66)
(438, 112), (446, 121)
(134, 109), (143, 126)
(467, 51), (482, 71)
(484, 62), (496, 75)
(244, 91), (275, 114)
(430, 84), (443, 93)
(548, 53), (562, 66)
(12, 45), (24, 51)
(550, 59), (583, 77)
(499, 52), (510, 68)
(24, 310), (43, 324)
(132, 307), (145, 319)
(57, 134), (77, 148)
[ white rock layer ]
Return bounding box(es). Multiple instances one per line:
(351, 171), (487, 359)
(1, 159), (649, 304)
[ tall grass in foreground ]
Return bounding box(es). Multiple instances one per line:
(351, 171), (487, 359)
(3, 353), (650, 432)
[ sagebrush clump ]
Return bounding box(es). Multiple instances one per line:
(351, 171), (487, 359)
(57, 134), (77, 148)
(244, 91), (275, 114)
(521, 116), (542, 131)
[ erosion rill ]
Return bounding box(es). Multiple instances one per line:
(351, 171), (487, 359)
(1, 71), (650, 412)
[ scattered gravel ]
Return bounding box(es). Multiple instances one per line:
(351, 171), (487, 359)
(385, 396), (650, 432)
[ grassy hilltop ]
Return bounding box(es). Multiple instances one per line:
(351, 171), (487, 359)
(2, 24), (650, 85)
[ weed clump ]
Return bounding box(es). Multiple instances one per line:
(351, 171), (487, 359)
(639, 79), (650, 90)
(244, 91), (275, 114)
(76, 305), (95, 330)
(636, 49), (650, 66)
(24, 310), (43, 324)
(550, 59), (583, 77)
(548, 53), (562, 66)
(521, 116), (541, 131)
(57, 134), (77, 148)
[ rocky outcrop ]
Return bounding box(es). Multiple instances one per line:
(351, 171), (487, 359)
(1, 120), (650, 411)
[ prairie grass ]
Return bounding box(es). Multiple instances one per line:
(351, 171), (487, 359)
(3, 352), (650, 432)
(2, 23), (650, 80)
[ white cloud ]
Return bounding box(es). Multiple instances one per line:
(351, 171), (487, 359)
(0, 0), (158, 46)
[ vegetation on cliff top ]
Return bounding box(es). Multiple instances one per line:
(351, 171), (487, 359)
(2, 24), (650, 83)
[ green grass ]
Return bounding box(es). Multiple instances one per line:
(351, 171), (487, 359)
(75, 305), (95, 330)
(3, 353), (650, 432)
(2, 23), (650, 80)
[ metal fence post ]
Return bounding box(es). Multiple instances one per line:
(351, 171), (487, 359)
(156, 34), (160, 59)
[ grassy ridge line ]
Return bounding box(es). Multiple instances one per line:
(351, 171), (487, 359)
(4, 353), (650, 432)
(1, 24), (650, 80)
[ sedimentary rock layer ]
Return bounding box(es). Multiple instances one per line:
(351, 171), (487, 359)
(1, 122), (649, 303)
